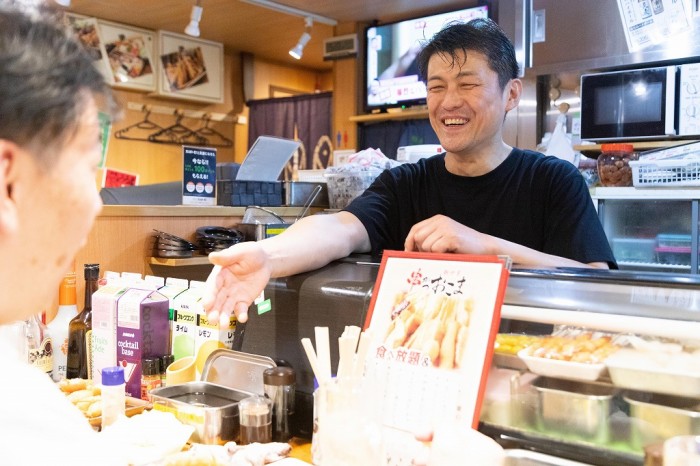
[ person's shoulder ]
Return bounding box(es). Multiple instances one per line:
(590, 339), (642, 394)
(516, 148), (579, 174)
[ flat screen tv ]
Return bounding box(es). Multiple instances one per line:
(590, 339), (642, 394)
(364, 4), (489, 113)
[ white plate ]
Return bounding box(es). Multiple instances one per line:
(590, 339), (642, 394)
(517, 349), (606, 382)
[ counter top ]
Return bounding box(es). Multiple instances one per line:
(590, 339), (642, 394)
(99, 205), (318, 217)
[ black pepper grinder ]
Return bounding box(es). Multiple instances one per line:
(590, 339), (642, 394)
(263, 366), (296, 442)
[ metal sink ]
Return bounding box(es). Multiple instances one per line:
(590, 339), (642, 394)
(504, 450), (593, 466)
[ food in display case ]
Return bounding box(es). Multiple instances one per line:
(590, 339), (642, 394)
(517, 331), (621, 382)
(494, 333), (544, 355)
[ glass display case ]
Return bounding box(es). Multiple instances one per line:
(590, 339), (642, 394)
(482, 267), (700, 466)
(592, 188), (700, 274)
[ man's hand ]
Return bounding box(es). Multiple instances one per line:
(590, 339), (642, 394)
(202, 242), (272, 326)
(404, 214), (492, 254)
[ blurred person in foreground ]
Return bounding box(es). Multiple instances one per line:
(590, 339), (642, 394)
(0, 4), (123, 464)
(203, 18), (614, 327)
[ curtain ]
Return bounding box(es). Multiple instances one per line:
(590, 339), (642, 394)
(248, 92), (333, 180)
(359, 119), (439, 160)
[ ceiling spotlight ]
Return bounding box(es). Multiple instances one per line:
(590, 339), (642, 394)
(185, 1), (203, 37)
(54, 0), (71, 6)
(289, 17), (313, 60)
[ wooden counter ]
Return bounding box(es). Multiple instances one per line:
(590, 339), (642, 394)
(63, 205), (313, 320)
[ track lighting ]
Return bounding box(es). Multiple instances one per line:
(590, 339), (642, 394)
(184, 1), (203, 37)
(289, 17), (313, 60)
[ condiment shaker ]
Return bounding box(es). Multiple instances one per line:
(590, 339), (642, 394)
(263, 366), (296, 442)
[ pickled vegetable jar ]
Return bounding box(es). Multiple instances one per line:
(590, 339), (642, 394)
(597, 143), (638, 187)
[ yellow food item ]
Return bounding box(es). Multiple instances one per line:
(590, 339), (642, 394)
(523, 332), (620, 364)
(494, 334), (542, 355)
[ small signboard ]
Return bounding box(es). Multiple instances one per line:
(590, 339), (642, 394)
(182, 146), (216, 206)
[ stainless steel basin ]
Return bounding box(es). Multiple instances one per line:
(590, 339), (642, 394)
(504, 449), (593, 466)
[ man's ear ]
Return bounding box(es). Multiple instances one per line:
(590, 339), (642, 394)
(0, 140), (20, 236)
(504, 78), (522, 113)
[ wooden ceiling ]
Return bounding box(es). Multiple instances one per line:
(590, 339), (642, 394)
(66, 0), (483, 71)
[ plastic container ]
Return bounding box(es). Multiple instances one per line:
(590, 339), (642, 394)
(324, 167), (383, 209)
(597, 143), (638, 187)
(611, 238), (657, 262)
(263, 366), (296, 442)
(101, 366), (126, 430)
(238, 395), (272, 445)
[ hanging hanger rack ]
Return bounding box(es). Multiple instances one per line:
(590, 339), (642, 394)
(114, 105), (166, 142)
(193, 113), (233, 147)
(148, 109), (208, 145)
(125, 102), (245, 124)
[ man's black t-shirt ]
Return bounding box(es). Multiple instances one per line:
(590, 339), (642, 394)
(344, 148), (617, 267)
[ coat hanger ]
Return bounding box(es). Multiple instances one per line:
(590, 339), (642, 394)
(114, 105), (166, 142)
(148, 109), (208, 146)
(193, 113), (233, 147)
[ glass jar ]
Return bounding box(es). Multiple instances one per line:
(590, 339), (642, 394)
(597, 143), (638, 187)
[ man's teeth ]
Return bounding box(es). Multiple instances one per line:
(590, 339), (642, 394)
(444, 118), (465, 126)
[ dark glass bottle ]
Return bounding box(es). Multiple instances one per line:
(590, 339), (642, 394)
(66, 264), (99, 379)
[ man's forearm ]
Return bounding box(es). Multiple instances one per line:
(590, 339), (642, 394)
(258, 211), (370, 278)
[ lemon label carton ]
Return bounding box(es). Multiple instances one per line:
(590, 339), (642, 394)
(194, 312), (236, 374)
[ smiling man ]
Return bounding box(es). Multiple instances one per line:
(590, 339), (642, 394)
(203, 18), (615, 327)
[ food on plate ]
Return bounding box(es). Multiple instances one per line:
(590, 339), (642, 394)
(161, 441), (292, 466)
(382, 288), (473, 369)
(520, 332), (620, 364)
(494, 333), (543, 355)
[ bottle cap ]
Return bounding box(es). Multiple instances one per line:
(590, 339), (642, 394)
(142, 357), (160, 376)
(102, 366), (125, 386)
(161, 354), (175, 372)
(263, 366), (296, 386)
(84, 264), (100, 280)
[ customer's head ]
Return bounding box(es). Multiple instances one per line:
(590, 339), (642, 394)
(0, 6), (115, 323)
(416, 18), (519, 91)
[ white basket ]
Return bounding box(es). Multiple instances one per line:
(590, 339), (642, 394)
(630, 158), (700, 187)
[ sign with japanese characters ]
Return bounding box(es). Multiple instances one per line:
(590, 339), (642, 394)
(363, 251), (510, 464)
(182, 145), (216, 206)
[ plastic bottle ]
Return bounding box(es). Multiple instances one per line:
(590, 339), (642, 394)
(66, 264), (99, 379)
(48, 272), (79, 381)
(101, 366), (125, 430)
(25, 312), (53, 378)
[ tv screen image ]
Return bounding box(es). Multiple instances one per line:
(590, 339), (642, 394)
(365, 5), (489, 112)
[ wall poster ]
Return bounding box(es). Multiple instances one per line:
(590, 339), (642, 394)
(616, 0), (691, 51)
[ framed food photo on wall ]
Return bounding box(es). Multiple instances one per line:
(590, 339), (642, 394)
(64, 13), (111, 83)
(156, 30), (224, 104)
(97, 20), (156, 92)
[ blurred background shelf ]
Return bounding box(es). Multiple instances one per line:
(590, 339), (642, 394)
(148, 256), (212, 267)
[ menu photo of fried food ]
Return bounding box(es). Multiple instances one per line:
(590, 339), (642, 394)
(105, 34), (153, 83)
(161, 46), (209, 92)
(382, 288), (474, 370)
(66, 15), (103, 62)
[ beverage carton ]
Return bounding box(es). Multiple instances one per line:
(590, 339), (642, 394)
(116, 288), (170, 397)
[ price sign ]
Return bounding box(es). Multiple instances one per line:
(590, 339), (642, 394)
(182, 145), (216, 206)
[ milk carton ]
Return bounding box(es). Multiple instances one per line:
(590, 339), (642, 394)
(116, 288), (170, 397)
(91, 283), (128, 384)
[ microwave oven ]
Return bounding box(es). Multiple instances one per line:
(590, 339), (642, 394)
(580, 64), (700, 142)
